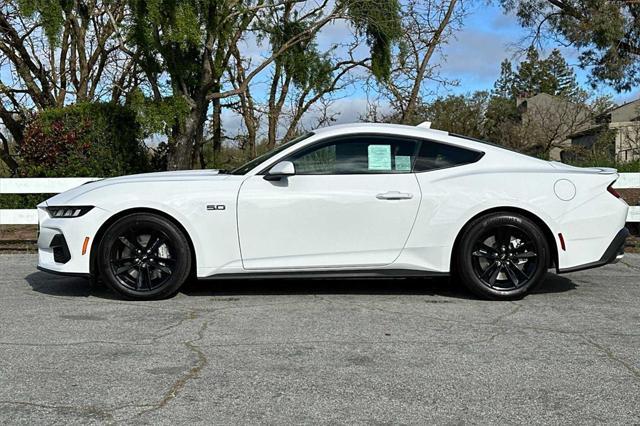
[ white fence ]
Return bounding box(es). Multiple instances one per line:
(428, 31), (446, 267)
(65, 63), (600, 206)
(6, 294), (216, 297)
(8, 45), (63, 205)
(0, 178), (99, 225)
(1, 175), (639, 225)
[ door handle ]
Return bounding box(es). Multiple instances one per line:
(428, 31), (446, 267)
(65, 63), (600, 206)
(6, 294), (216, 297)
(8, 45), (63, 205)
(376, 191), (413, 200)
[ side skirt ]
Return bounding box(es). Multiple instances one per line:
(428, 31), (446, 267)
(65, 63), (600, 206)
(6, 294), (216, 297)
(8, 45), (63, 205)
(200, 269), (449, 280)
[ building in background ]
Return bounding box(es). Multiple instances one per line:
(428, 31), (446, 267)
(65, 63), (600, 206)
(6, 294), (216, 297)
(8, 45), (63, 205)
(517, 94), (640, 163)
(516, 93), (592, 161)
(567, 99), (640, 163)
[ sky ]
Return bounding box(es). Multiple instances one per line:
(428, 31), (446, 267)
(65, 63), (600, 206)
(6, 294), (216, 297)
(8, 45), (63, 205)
(431, 2), (639, 104)
(221, 1), (640, 136)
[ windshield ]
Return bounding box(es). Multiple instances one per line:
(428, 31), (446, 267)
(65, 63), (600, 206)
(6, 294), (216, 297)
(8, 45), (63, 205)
(229, 132), (314, 175)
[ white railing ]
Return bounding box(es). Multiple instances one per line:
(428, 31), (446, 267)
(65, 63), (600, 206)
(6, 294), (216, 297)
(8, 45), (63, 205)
(0, 178), (99, 225)
(1, 175), (639, 225)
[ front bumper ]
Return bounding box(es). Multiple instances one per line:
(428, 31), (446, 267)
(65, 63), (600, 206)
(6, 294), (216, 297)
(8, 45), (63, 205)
(37, 205), (111, 275)
(558, 227), (630, 274)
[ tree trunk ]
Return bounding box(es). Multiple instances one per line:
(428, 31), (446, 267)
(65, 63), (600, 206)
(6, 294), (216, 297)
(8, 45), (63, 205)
(167, 105), (202, 170)
(0, 132), (19, 174)
(192, 103), (209, 169)
(245, 118), (257, 158)
(211, 95), (222, 161)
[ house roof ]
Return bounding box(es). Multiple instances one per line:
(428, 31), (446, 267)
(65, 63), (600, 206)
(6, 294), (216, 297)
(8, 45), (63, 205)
(606, 98), (640, 123)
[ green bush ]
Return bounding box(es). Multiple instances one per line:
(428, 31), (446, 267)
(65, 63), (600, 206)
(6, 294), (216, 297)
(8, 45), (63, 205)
(18, 102), (149, 177)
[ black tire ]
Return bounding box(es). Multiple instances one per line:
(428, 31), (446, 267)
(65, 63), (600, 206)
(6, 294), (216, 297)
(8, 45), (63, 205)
(97, 213), (192, 300)
(455, 212), (549, 300)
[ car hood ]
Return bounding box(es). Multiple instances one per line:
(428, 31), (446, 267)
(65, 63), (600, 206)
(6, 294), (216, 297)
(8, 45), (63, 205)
(103, 169), (223, 182)
(41, 170), (236, 206)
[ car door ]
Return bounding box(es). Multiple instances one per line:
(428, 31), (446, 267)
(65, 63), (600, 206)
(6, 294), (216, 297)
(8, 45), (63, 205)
(237, 134), (422, 270)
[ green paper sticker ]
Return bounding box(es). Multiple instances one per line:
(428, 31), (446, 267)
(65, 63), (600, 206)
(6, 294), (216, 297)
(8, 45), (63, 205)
(368, 145), (391, 170)
(395, 155), (411, 171)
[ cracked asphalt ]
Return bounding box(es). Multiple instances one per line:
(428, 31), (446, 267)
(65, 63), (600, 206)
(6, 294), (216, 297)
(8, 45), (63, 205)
(1, 254), (639, 424)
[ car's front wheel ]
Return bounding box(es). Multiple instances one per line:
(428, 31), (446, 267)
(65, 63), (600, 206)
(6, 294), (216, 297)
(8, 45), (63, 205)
(455, 212), (549, 300)
(97, 213), (192, 300)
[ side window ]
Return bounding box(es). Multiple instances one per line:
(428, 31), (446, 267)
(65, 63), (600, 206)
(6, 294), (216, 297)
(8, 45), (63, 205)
(414, 140), (483, 172)
(290, 136), (419, 175)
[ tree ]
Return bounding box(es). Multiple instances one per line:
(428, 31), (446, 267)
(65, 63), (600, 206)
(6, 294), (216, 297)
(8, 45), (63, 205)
(546, 49), (580, 99)
(493, 60), (516, 99)
(512, 47), (555, 98)
(238, 4), (366, 154)
(369, 0), (466, 124)
(507, 47), (583, 100)
(127, 0), (403, 170)
(498, 0), (640, 92)
(421, 92), (489, 138)
(0, 0), (138, 173)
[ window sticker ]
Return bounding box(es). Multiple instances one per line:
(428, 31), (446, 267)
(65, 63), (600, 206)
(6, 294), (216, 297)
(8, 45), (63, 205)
(368, 145), (391, 170)
(395, 155), (411, 171)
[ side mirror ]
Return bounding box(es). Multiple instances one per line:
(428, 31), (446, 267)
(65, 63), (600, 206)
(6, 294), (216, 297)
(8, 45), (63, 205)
(264, 161), (296, 181)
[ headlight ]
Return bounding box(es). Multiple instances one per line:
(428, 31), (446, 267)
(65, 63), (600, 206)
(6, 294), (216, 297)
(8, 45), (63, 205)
(46, 206), (94, 218)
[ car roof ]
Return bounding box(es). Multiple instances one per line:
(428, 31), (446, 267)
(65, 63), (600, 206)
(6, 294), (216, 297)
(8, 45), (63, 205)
(313, 122), (448, 136)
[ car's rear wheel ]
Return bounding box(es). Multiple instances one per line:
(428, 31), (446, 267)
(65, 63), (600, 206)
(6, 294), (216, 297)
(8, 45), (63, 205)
(455, 212), (549, 300)
(97, 213), (191, 300)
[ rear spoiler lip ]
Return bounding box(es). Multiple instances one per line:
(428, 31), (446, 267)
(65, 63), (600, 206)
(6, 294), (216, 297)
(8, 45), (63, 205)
(592, 167), (618, 175)
(549, 161), (618, 175)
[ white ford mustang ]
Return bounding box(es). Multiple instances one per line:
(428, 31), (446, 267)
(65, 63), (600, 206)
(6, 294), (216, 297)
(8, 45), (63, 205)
(37, 122), (629, 300)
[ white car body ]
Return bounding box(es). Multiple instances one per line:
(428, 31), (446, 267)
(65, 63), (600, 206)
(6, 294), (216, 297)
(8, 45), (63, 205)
(37, 123), (629, 279)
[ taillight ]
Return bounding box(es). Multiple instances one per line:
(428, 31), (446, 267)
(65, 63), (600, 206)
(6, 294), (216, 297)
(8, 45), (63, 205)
(607, 183), (621, 198)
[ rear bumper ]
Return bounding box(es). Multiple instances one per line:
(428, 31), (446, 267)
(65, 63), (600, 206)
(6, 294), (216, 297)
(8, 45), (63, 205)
(558, 227), (630, 274)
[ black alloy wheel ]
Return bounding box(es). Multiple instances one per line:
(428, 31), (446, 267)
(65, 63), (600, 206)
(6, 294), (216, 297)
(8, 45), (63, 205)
(97, 213), (191, 300)
(109, 227), (176, 292)
(456, 212), (549, 300)
(470, 224), (539, 290)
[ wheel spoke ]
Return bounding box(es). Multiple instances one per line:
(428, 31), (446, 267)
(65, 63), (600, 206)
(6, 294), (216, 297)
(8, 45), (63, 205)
(503, 263), (520, 287)
(472, 249), (492, 258)
(146, 233), (164, 253)
(136, 266), (145, 290)
(154, 256), (176, 264)
(111, 257), (136, 265)
(148, 259), (172, 275)
(512, 251), (537, 259)
(118, 236), (136, 251)
(481, 261), (502, 286)
(495, 227), (512, 248)
(481, 261), (497, 278)
(509, 260), (532, 281)
(144, 265), (153, 290)
(119, 231), (144, 252)
(473, 243), (498, 259)
(481, 243), (498, 254)
(115, 264), (136, 275)
(488, 264), (501, 286)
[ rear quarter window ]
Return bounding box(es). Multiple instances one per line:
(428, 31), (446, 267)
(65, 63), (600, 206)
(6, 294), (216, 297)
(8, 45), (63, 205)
(414, 140), (483, 172)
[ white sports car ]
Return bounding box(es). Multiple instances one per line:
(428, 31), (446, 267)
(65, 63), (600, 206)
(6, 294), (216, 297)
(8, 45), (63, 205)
(37, 123), (629, 300)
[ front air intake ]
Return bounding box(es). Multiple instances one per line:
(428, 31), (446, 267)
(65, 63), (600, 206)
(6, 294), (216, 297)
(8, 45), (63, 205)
(50, 234), (71, 264)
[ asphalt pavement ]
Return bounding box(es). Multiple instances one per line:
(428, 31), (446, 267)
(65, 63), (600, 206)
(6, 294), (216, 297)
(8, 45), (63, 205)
(1, 254), (639, 424)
